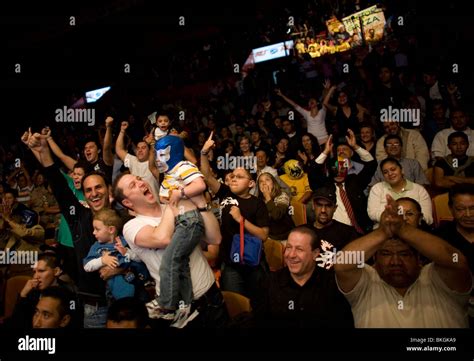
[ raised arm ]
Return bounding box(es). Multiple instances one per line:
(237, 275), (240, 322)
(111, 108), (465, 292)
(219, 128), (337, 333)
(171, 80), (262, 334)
(22, 129), (54, 168)
(335, 195), (398, 292)
(21, 129), (84, 225)
(322, 80), (337, 115)
(115, 121), (129, 162)
(145, 132), (161, 180)
(275, 88), (301, 109)
(355, 103), (369, 122)
(6, 167), (21, 186)
(19, 163), (33, 188)
(43, 127), (77, 171)
(346, 128), (374, 162)
(315, 134), (333, 164)
(337, 194), (471, 294)
(398, 216), (471, 293)
(200, 131), (221, 194)
(102, 117), (115, 166)
(335, 227), (387, 292)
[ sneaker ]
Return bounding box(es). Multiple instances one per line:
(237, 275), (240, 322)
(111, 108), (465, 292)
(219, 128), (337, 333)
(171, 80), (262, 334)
(170, 305), (199, 329)
(146, 299), (175, 320)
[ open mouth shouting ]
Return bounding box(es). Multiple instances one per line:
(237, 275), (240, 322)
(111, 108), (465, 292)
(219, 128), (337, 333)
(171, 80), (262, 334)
(89, 195), (104, 209)
(140, 183), (155, 201)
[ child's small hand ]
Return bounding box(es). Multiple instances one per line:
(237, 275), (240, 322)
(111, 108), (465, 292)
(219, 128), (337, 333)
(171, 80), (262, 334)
(229, 206), (242, 223)
(114, 236), (127, 256)
(260, 184), (272, 201)
(102, 251), (119, 269)
(169, 189), (182, 207)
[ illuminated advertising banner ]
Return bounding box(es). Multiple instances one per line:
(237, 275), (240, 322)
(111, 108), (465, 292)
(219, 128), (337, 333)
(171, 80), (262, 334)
(252, 40), (294, 63)
(342, 5), (378, 36)
(342, 5), (385, 44)
(361, 9), (385, 43)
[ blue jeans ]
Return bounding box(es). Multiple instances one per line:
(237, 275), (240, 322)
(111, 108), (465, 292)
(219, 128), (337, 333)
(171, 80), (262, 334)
(159, 209), (204, 309)
(83, 304), (108, 328)
(220, 259), (269, 300)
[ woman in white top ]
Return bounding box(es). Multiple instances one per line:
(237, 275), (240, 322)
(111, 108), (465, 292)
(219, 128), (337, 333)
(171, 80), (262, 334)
(368, 157), (433, 227)
(275, 87), (332, 146)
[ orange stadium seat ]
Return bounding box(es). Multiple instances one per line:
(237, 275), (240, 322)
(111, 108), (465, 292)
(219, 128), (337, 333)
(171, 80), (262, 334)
(221, 291), (251, 319)
(264, 239), (286, 271)
(290, 200), (307, 226)
(424, 167), (433, 185)
(2, 275), (30, 320)
(432, 192), (453, 228)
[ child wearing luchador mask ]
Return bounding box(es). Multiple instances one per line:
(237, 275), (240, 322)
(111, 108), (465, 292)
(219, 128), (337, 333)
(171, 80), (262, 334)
(279, 159), (313, 204)
(150, 134), (208, 325)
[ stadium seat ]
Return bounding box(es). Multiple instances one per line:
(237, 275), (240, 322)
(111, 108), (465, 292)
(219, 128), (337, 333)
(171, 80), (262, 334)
(432, 192), (453, 228)
(221, 291), (251, 319)
(2, 275), (30, 319)
(424, 167), (433, 185)
(264, 238), (286, 271)
(290, 200), (307, 226)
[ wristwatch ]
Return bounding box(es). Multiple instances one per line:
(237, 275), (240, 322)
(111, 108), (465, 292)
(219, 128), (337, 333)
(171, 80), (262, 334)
(196, 204), (212, 212)
(124, 271), (135, 283)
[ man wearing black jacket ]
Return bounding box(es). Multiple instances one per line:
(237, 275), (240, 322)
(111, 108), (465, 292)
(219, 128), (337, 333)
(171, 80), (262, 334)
(252, 226), (354, 328)
(21, 129), (116, 328)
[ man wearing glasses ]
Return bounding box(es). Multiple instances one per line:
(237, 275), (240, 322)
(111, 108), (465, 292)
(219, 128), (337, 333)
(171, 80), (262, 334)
(375, 121), (430, 170)
(369, 134), (429, 187)
(200, 133), (269, 301)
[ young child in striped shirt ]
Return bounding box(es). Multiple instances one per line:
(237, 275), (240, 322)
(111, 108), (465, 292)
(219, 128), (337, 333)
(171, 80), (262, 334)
(148, 132), (208, 327)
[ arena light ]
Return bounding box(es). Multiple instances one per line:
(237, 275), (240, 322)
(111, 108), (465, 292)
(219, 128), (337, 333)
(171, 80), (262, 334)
(85, 86), (111, 103)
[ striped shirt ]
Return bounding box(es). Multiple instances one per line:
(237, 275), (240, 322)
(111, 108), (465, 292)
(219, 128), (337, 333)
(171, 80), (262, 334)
(160, 161), (203, 198)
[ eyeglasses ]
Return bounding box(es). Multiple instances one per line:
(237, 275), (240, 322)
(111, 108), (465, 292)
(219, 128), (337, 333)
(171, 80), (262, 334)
(231, 174), (251, 180)
(386, 143), (401, 147)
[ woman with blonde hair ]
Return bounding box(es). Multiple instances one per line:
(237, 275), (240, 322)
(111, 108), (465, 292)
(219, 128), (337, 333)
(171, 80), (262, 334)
(257, 172), (295, 270)
(257, 172), (295, 241)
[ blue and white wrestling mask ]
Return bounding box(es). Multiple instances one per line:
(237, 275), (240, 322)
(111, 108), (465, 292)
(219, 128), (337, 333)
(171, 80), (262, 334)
(154, 135), (184, 173)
